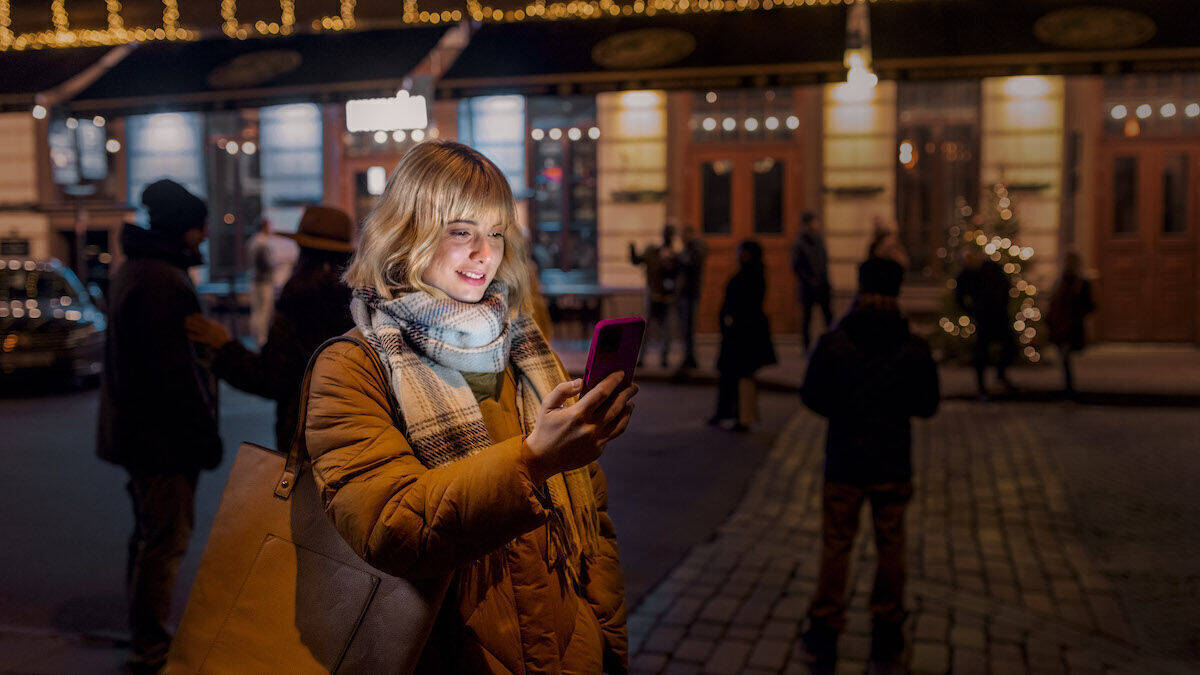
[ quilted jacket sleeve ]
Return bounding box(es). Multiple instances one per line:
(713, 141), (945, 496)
(584, 462), (629, 673)
(304, 342), (548, 580)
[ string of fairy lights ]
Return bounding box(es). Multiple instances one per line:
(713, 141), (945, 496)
(1, 0), (194, 51)
(1, 0), (881, 50)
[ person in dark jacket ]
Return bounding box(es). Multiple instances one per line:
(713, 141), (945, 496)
(630, 224), (679, 367)
(675, 224), (707, 370)
(799, 257), (940, 669)
(792, 212), (833, 353)
(185, 205), (355, 451)
(709, 240), (776, 430)
(1047, 251), (1095, 397)
(96, 179), (220, 673)
(956, 247), (1016, 398)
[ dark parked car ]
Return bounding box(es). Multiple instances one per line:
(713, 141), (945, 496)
(0, 258), (105, 382)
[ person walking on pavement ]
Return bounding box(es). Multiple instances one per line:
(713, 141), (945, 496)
(956, 247), (1017, 399)
(709, 240), (776, 431)
(792, 212), (833, 353)
(630, 224), (678, 367)
(96, 179), (222, 674)
(246, 217), (276, 346)
(799, 257), (940, 671)
(305, 141), (636, 672)
(185, 206), (355, 452)
(1047, 251), (1095, 398)
(675, 224), (707, 370)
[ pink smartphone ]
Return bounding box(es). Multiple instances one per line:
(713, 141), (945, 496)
(582, 317), (646, 394)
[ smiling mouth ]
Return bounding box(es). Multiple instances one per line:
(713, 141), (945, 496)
(457, 270), (488, 285)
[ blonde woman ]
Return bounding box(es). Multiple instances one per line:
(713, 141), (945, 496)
(305, 141), (635, 673)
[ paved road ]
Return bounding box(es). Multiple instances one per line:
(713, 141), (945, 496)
(0, 376), (796, 648)
(626, 400), (1200, 675)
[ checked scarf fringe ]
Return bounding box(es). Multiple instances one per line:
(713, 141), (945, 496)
(350, 282), (600, 585)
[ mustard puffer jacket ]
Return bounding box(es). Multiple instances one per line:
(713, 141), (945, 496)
(304, 340), (628, 674)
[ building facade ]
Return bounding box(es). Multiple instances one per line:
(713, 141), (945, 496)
(4, 3), (1199, 344)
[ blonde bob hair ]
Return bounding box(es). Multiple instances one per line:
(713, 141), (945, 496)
(344, 140), (531, 315)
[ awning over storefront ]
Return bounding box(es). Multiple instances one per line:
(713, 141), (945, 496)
(439, 7), (846, 98)
(438, 0), (1200, 98)
(0, 46), (117, 111)
(68, 26), (449, 115)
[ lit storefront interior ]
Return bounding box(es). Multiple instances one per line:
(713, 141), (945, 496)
(2, 0), (1198, 342)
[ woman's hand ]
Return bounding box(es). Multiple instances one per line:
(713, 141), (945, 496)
(185, 313), (234, 349)
(524, 371), (638, 483)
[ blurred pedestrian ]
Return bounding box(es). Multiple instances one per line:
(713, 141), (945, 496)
(799, 257), (940, 669)
(630, 224), (678, 367)
(956, 247), (1017, 399)
(709, 240), (776, 431)
(792, 212), (833, 353)
(307, 141), (635, 672)
(246, 217), (276, 346)
(185, 206), (355, 451)
(675, 224), (707, 370)
(867, 216), (909, 269)
(96, 179), (222, 674)
(1047, 251), (1095, 397)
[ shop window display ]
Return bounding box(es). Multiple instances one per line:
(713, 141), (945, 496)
(125, 105), (322, 288)
(896, 80), (981, 278)
(528, 96), (598, 287)
(458, 95), (527, 196)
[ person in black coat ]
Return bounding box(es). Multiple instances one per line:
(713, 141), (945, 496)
(186, 206), (355, 452)
(792, 212), (833, 353)
(799, 257), (940, 669)
(709, 240), (776, 430)
(955, 247), (1016, 398)
(675, 224), (707, 370)
(96, 179), (220, 672)
(1047, 251), (1095, 397)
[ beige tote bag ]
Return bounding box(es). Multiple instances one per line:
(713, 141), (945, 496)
(166, 334), (449, 674)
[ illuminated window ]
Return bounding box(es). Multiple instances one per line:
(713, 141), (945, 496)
(259, 103), (324, 233)
(527, 96), (598, 286)
(125, 112), (206, 214)
(1102, 74), (1200, 138)
(458, 95), (527, 195)
(690, 89), (794, 143)
(895, 81), (981, 277)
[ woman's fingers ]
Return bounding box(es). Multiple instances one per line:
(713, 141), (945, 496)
(576, 371), (625, 417)
(601, 405), (634, 442)
(541, 378), (582, 414)
(599, 384), (638, 429)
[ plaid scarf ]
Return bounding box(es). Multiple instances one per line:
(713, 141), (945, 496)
(350, 282), (600, 584)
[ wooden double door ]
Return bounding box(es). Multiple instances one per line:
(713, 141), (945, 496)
(1097, 141), (1200, 342)
(686, 146), (803, 335)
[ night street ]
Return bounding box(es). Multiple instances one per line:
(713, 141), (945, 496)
(0, 377), (799, 671)
(4, 1), (1200, 672)
(3, 366), (1200, 673)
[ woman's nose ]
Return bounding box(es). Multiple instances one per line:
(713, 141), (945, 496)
(471, 237), (495, 262)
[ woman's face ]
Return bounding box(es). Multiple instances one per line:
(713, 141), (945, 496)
(421, 217), (506, 303)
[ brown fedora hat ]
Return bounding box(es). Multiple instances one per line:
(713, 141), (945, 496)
(281, 205), (354, 252)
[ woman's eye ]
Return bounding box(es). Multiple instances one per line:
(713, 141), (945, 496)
(450, 230), (469, 238)
(490, 231), (505, 239)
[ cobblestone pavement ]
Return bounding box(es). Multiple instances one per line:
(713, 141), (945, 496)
(626, 402), (1195, 675)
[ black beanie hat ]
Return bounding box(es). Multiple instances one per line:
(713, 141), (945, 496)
(141, 179), (207, 240)
(858, 257), (905, 297)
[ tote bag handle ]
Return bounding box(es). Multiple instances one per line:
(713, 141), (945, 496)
(274, 331), (400, 499)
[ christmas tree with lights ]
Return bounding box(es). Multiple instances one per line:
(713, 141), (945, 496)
(930, 183), (1044, 364)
